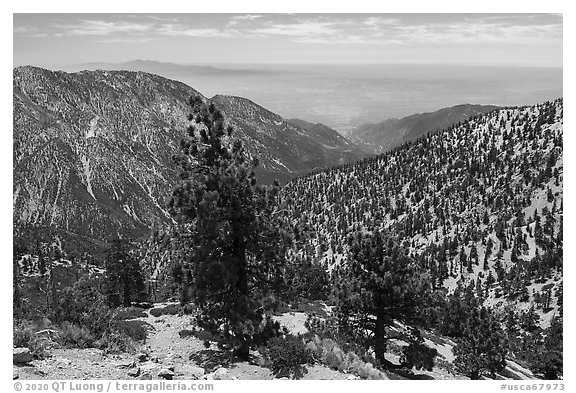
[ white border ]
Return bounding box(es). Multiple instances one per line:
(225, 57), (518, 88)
(4, 1), (571, 391)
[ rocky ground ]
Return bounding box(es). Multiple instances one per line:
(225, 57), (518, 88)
(13, 303), (351, 380)
(13, 302), (536, 381)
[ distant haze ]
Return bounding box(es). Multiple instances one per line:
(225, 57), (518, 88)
(56, 61), (562, 133)
(14, 13), (562, 133)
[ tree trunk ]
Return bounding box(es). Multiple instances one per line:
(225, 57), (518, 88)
(123, 284), (131, 307)
(234, 234), (249, 297)
(233, 229), (250, 361)
(235, 339), (250, 361)
(374, 310), (387, 365)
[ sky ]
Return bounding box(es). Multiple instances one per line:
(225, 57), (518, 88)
(13, 13), (563, 68)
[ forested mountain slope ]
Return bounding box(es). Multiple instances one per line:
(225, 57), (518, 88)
(350, 104), (499, 153)
(280, 99), (563, 325)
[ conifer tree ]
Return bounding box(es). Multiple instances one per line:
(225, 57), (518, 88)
(333, 230), (432, 366)
(529, 315), (563, 379)
(104, 238), (146, 308)
(168, 96), (289, 360)
(13, 241), (25, 319)
(453, 306), (508, 379)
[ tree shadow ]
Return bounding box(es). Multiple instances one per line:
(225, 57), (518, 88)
(393, 368), (435, 380)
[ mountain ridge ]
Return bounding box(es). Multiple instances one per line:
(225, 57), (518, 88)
(350, 103), (500, 153)
(13, 66), (366, 256)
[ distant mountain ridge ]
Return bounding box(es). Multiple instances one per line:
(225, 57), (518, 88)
(60, 59), (283, 77)
(13, 66), (366, 255)
(350, 104), (500, 153)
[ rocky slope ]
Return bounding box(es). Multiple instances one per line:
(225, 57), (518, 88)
(13, 66), (366, 254)
(210, 96), (367, 183)
(350, 104), (499, 153)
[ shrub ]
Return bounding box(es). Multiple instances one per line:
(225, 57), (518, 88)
(112, 320), (150, 342)
(179, 329), (196, 338)
(97, 330), (136, 354)
(304, 314), (373, 363)
(58, 322), (96, 348)
(262, 335), (311, 378)
(357, 362), (384, 380)
(56, 278), (113, 336)
(324, 347), (345, 370)
(13, 321), (51, 359)
(304, 334), (387, 379)
(253, 315), (284, 346)
(400, 341), (438, 371)
(149, 304), (180, 317)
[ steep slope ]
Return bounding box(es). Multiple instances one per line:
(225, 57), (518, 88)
(280, 99), (563, 326)
(13, 66), (365, 255)
(14, 66), (196, 256)
(287, 118), (366, 154)
(210, 95), (367, 183)
(350, 104), (499, 153)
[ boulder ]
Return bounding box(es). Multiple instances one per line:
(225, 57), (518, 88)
(137, 372), (152, 380)
(158, 368), (175, 380)
(135, 353), (149, 363)
(213, 367), (229, 380)
(178, 365), (205, 379)
(13, 348), (33, 364)
(127, 367), (141, 377)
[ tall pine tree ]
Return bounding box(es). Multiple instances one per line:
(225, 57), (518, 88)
(104, 239), (146, 308)
(168, 96), (289, 360)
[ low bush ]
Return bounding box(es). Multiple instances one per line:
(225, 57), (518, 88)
(261, 335), (311, 378)
(305, 334), (387, 379)
(253, 315), (285, 346)
(149, 304), (180, 317)
(178, 329), (196, 338)
(13, 320), (51, 359)
(58, 322), (96, 348)
(304, 314), (374, 364)
(356, 362), (384, 380)
(112, 320), (150, 342)
(97, 330), (136, 354)
(400, 341), (438, 371)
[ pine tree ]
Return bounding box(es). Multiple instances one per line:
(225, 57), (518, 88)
(104, 239), (146, 308)
(168, 96), (289, 360)
(333, 230), (432, 366)
(453, 306), (508, 379)
(13, 241), (25, 319)
(529, 315), (563, 379)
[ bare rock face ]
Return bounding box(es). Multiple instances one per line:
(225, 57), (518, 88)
(13, 347), (34, 364)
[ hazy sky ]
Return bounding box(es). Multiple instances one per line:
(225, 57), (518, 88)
(13, 13), (562, 67)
